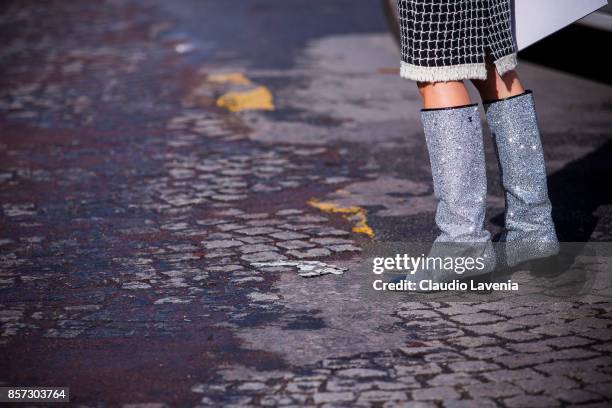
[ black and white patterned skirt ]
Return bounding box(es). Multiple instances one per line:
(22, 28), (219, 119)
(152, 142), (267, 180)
(397, 0), (518, 82)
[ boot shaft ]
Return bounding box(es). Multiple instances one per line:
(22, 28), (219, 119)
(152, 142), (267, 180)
(484, 90), (559, 265)
(420, 104), (490, 244)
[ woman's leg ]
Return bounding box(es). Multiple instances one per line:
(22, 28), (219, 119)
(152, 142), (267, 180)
(417, 81), (472, 109)
(470, 60), (525, 101)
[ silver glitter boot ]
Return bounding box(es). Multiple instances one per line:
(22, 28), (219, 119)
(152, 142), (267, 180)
(484, 91), (559, 267)
(419, 104), (496, 281)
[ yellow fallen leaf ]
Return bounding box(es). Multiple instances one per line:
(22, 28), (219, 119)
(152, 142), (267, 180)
(308, 198), (375, 239)
(216, 86), (275, 112)
(207, 72), (251, 85)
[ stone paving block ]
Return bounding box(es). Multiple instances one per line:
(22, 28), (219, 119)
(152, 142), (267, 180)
(581, 328), (612, 341)
(269, 231), (309, 240)
(412, 386), (461, 401)
(398, 340), (447, 356)
(236, 212), (269, 220)
(216, 223), (245, 231)
(240, 251), (287, 263)
(285, 380), (321, 393)
(568, 317), (611, 330)
(464, 382), (522, 398)
(575, 402), (612, 408)
(288, 215), (328, 223)
(246, 292), (280, 302)
(569, 370), (612, 385)
(237, 244), (278, 254)
(310, 237), (353, 245)
(384, 403), (436, 408)
(592, 343), (612, 353)
(396, 302), (434, 309)
(462, 346), (510, 360)
(357, 390), (408, 402)
(260, 395), (294, 406)
(202, 239), (243, 249)
(286, 248), (331, 259)
(482, 368), (544, 383)
(277, 223), (315, 231)
(473, 302), (514, 311)
(371, 381), (412, 391)
(467, 321), (524, 335)
(276, 240), (316, 250)
(447, 336), (499, 348)
(236, 227), (282, 236)
(437, 304), (481, 316)
(204, 250), (235, 258)
(507, 341), (552, 353)
(304, 226), (350, 237)
(397, 309), (440, 320)
(493, 330), (543, 342)
(313, 391), (355, 404)
(211, 194), (247, 201)
(546, 347), (600, 361)
(236, 382), (268, 392)
(233, 276), (264, 284)
(336, 368), (388, 379)
(503, 395), (557, 408)
(394, 363), (442, 376)
(544, 335), (594, 349)
(448, 312), (504, 325)
(245, 219), (284, 227)
(494, 352), (553, 369)
(507, 314), (564, 327)
(529, 323), (575, 337)
(208, 265), (243, 272)
(496, 306), (546, 318)
(276, 209), (303, 216)
(325, 378), (374, 392)
(514, 375), (578, 394)
(443, 399), (497, 408)
(424, 352), (465, 364)
(428, 373), (481, 387)
(44, 328), (86, 338)
(447, 361), (500, 373)
(557, 389), (602, 404)
(396, 376), (421, 388)
(329, 244), (361, 252)
(586, 382), (612, 399)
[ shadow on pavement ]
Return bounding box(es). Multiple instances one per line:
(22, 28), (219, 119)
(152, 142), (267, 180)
(548, 140), (612, 242)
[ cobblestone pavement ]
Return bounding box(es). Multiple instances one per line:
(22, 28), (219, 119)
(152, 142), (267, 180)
(2, 1), (612, 407)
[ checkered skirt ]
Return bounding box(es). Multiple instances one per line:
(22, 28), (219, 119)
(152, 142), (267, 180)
(397, 0), (518, 82)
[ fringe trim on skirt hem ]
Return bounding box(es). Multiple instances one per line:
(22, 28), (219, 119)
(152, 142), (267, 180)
(399, 53), (518, 82)
(494, 53), (518, 77)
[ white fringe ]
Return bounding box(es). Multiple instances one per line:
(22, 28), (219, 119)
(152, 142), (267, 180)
(399, 53), (518, 82)
(400, 61), (487, 82)
(494, 53), (518, 77)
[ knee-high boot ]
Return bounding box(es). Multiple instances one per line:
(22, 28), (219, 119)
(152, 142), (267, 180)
(419, 104), (496, 281)
(484, 91), (559, 267)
